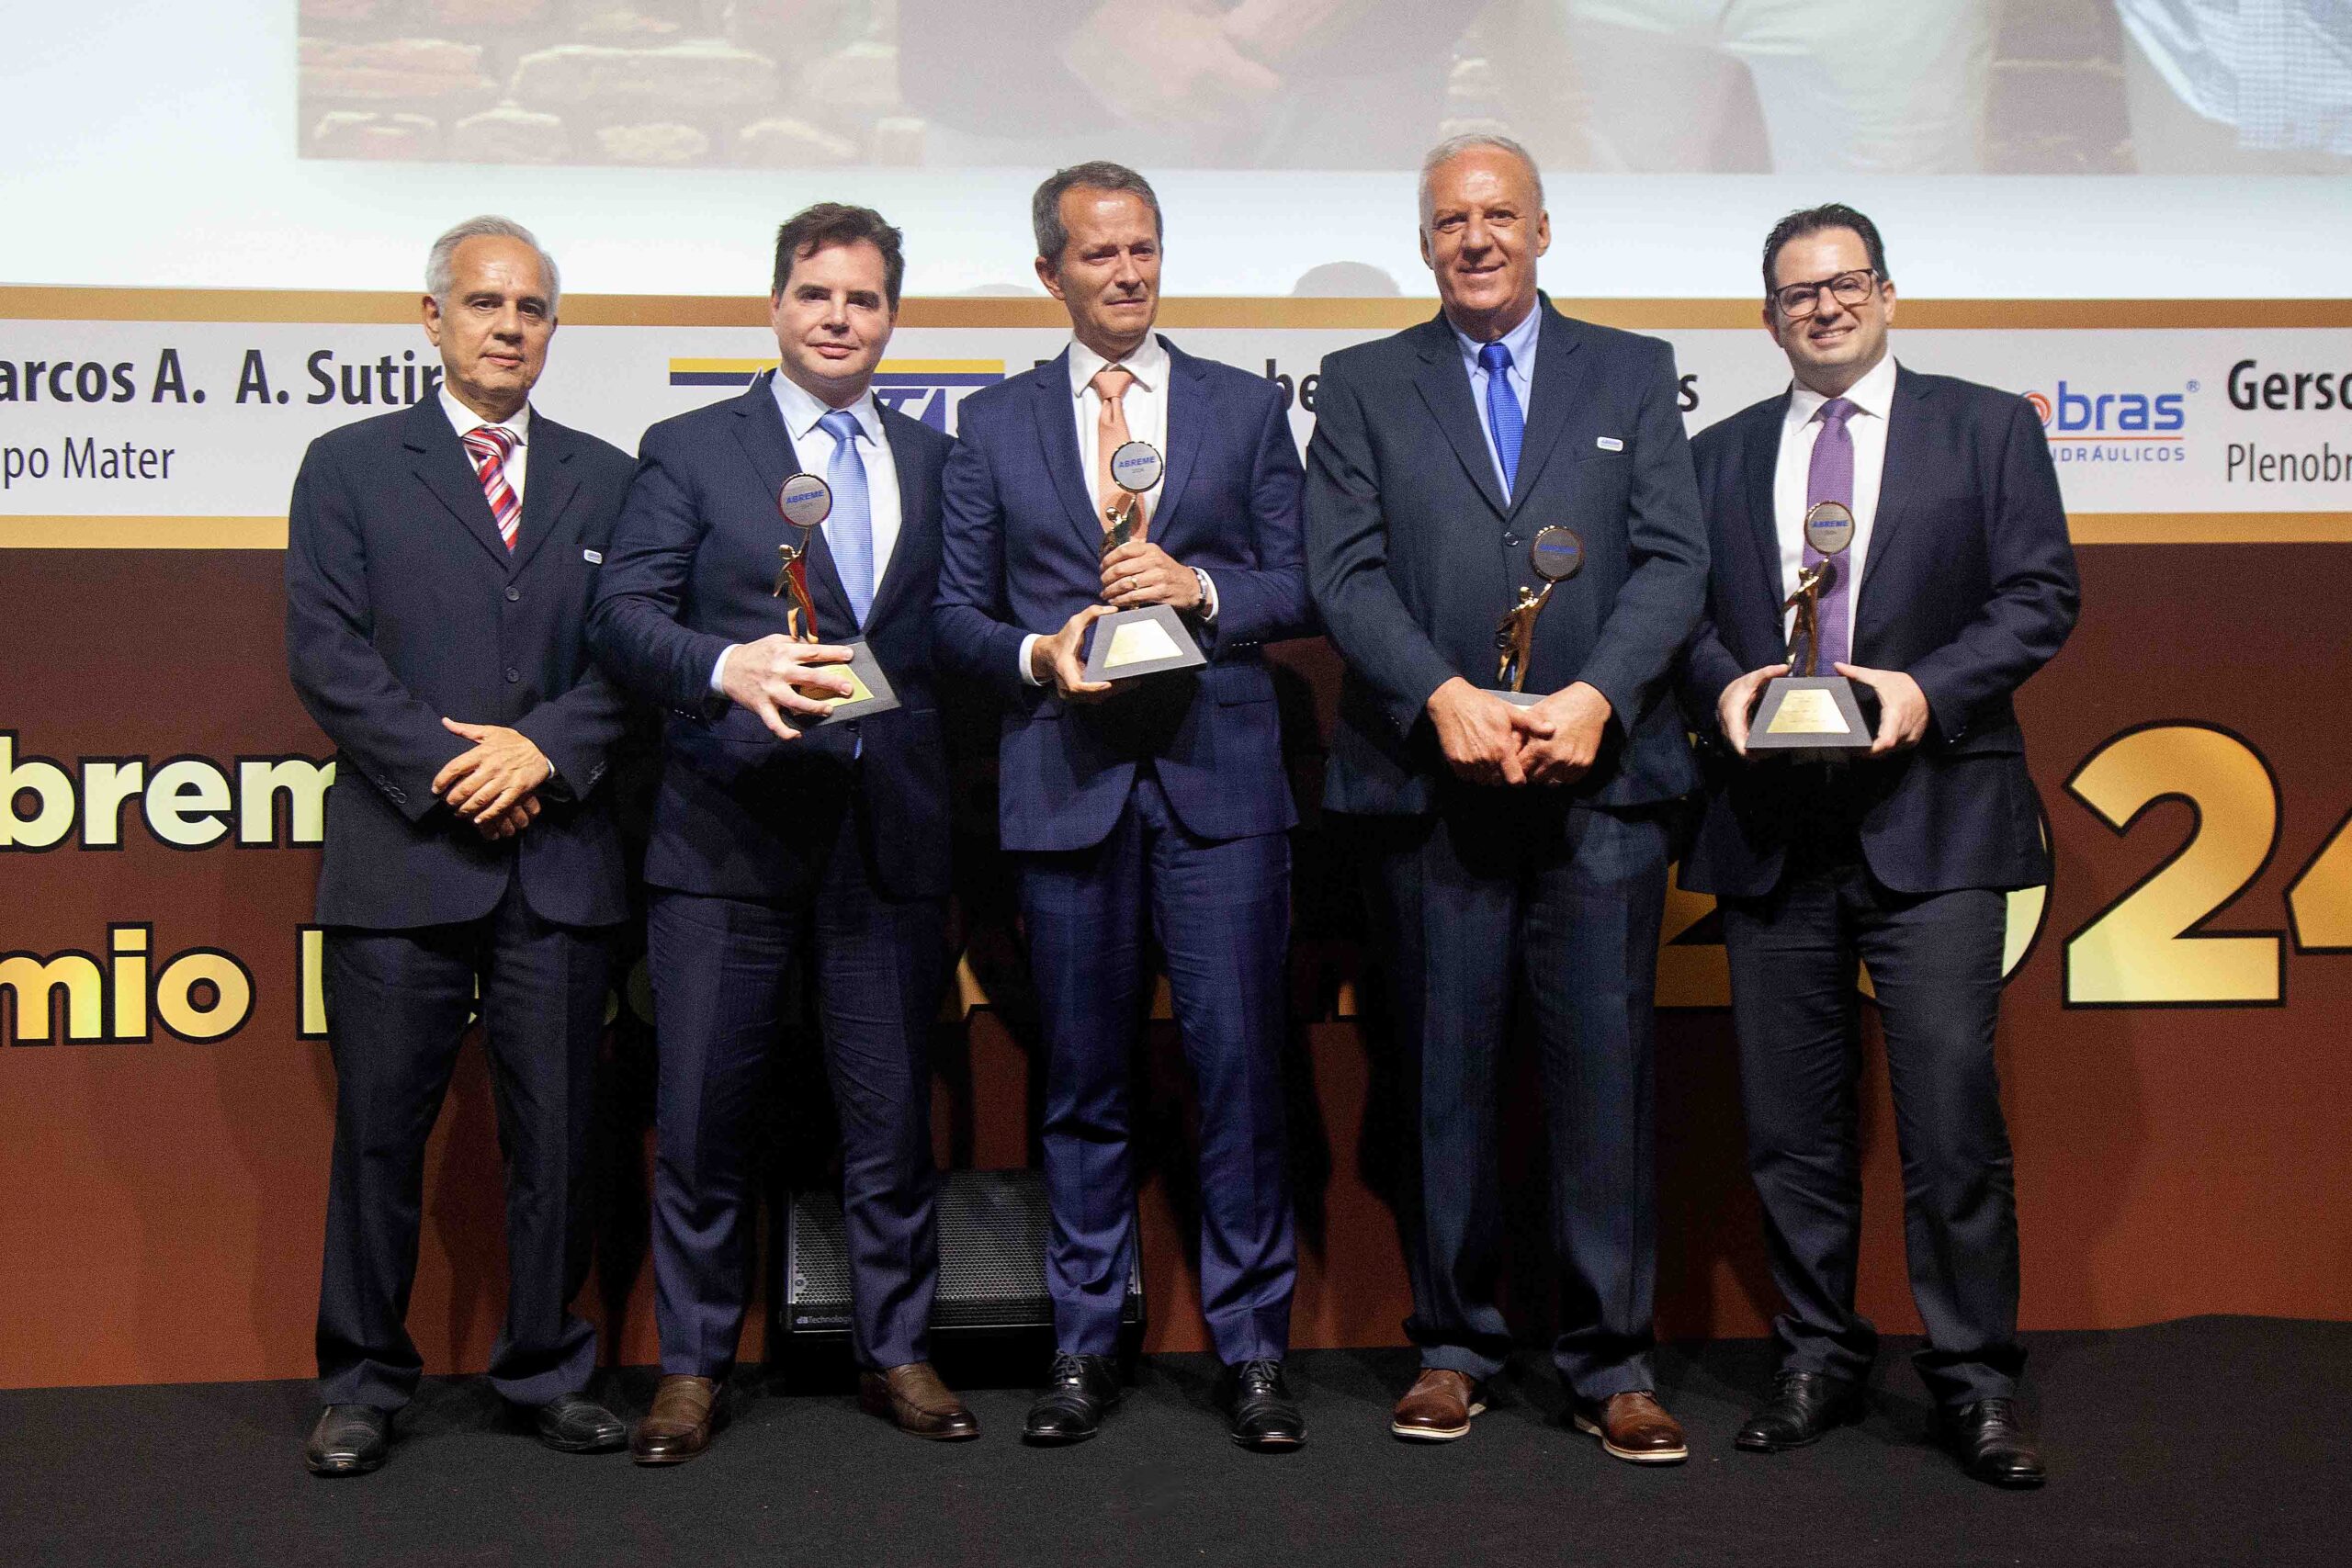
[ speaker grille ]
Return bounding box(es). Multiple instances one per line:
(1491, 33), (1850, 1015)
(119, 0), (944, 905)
(782, 1168), (1144, 1334)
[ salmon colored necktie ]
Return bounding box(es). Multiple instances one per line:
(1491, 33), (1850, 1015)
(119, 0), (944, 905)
(1091, 365), (1148, 537)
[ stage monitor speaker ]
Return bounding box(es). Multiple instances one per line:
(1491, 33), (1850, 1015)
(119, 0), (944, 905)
(779, 1168), (1144, 1337)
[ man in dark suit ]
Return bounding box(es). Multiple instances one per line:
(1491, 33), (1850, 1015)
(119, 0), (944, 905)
(589, 204), (972, 1462)
(935, 162), (1314, 1450)
(1304, 135), (1707, 1460)
(1681, 204), (2076, 1488)
(286, 217), (636, 1475)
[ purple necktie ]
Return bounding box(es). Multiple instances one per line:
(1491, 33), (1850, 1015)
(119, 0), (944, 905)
(1802, 398), (1858, 670)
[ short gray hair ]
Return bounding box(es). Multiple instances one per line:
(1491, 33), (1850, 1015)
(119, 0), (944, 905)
(1417, 133), (1544, 227)
(1032, 161), (1163, 266)
(424, 216), (560, 311)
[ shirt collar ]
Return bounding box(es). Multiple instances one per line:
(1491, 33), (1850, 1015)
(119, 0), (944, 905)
(1788, 353), (1899, 426)
(1069, 332), (1170, 399)
(1452, 299), (1543, 377)
(769, 367), (882, 446)
(440, 387), (530, 446)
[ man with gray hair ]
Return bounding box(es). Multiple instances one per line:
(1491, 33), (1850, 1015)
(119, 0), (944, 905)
(1305, 133), (1708, 1457)
(286, 215), (638, 1475)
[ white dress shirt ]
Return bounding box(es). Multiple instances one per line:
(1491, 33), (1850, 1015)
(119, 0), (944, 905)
(711, 367), (901, 693)
(1017, 332), (1216, 685)
(440, 387), (529, 502)
(1773, 352), (1898, 647)
(1452, 299), (1542, 499)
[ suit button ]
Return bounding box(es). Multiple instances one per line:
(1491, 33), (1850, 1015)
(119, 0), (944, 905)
(1503, 533), (1521, 547)
(504, 586), (520, 602)
(505, 667), (520, 682)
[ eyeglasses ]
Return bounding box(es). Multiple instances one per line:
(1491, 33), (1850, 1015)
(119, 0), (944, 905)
(1771, 269), (1880, 320)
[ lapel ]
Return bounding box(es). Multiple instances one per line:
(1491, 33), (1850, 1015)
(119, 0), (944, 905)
(1500, 299), (1589, 520)
(863, 403), (933, 632)
(506, 412), (577, 580)
(1408, 313), (1508, 519)
(402, 398), (512, 570)
(1151, 334), (1206, 547)
(1032, 351), (1107, 557)
(1859, 365), (1926, 602)
(1745, 393), (1792, 628)
(732, 371), (856, 633)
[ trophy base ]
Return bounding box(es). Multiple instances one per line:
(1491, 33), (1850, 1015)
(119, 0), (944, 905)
(1747, 675), (1874, 758)
(794, 640), (899, 727)
(1488, 689), (1546, 707)
(1081, 604), (1207, 682)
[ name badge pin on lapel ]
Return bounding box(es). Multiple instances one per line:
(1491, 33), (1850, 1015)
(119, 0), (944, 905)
(1596, 436), (1623, 452)
(582, 548), (603, 563)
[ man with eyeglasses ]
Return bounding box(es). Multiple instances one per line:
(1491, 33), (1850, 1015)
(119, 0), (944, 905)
(1679, 204), (2078, 1487)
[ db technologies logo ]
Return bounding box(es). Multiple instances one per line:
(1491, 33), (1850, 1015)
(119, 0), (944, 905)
(2026, 379), (2192, 465)
(665, 358), (1005, 431)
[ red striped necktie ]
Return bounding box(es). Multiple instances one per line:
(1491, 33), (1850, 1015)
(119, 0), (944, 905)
(460, 424), (522, 551)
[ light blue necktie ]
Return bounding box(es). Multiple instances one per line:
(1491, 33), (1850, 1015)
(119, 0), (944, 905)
(1479, 340), (1523, 498)
(818, 408), (875, 628)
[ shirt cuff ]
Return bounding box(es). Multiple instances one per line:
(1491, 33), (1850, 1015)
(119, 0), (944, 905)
(1193, 568), (1218, 620)
(710, 644), (737, 694)
(1017, 633), (1044, 686)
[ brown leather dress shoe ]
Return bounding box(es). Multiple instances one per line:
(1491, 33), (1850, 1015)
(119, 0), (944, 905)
(1571, 1390), (1690, 1464)
(859, 1361), (980, 1441)
(630, 1374), (718, 1466)
(1390, 1369), (1486, 1442)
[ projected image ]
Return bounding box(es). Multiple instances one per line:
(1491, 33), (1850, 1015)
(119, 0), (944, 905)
(295, 0), (2350, 175)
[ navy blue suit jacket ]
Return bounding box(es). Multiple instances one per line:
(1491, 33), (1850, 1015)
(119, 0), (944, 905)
(285, 397), (636, 931)
(588, 374), (956, 904)
(934, 336), (1313, 852)
(1679, 365), (2080, 898)
(1305, 301), (1709, 816)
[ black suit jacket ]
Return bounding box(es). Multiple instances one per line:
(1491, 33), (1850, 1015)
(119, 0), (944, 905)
(1679, 365), (2081, 897)
(285, 398), (636, 930)
(1305, 299), (1709, 816)
(587, 374), (956, 904)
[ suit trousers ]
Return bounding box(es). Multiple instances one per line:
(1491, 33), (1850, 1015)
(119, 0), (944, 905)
(1721, 827), (2023, 1410)
(315, 878), (612, 1410)
(1015, 769), (1296, 1364)
(1359, 795), (1670, 1399)
(645, 801), (947, 1379)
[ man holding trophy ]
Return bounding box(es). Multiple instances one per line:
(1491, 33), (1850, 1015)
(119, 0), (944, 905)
(1680, 204), (2079, 1486)
(1303, 134), (1708, 1459)
(934, 161), (1314, 1450)
(589, 204), (973, 1461)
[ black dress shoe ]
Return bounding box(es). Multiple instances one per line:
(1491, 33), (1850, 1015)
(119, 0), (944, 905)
(1023, 1351), (1122, 1445)
(533, 1391), (628, 1453)
(1223, 1359), (1305, 1450)
(1736, 1371), (1864, 1452)
(1945, 1398), (2047, 1488)
(305, 1404), (390, 1477)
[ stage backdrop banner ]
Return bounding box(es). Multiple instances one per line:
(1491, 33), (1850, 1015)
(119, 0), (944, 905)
(3, 290), (2348, 1391)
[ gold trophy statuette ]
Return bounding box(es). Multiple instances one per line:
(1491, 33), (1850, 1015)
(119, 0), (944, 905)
(765, 469), (897, 723)
(1745, 501), (1871, 754)
(1081, 438), (1206, 682)
(1492, 525), (1586, 705)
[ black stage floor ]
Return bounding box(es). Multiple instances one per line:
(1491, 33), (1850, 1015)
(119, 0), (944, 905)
(6, 1317), (2346, 1568)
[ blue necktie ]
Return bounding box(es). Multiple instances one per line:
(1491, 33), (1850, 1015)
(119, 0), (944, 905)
(819, 408), (875, 628)
(1479, 339), (1523, 498)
